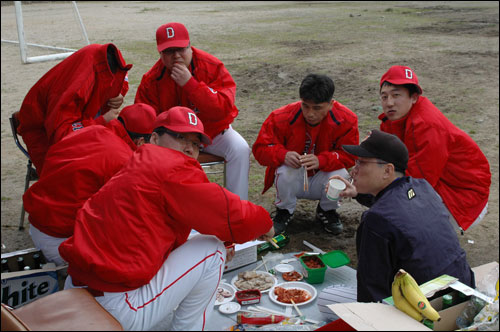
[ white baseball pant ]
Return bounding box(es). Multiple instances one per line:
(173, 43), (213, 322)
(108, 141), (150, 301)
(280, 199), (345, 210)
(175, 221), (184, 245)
(64, 234), (226, 331)
(202, 125), (250, 200)
(29, 224), (67, 266)
(274, 165), (350, 214)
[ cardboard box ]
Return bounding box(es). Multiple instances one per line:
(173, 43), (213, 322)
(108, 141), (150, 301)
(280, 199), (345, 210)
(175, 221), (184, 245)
(187, 230), (264, 272)
(1, 248), (67, 309)
(327, 261), (498, 331)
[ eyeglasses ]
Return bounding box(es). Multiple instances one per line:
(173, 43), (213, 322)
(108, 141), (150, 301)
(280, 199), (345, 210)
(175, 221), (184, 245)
(161, 46), (190, 56)
(165, 130), (201, 150)
(354, 159), (388, 167)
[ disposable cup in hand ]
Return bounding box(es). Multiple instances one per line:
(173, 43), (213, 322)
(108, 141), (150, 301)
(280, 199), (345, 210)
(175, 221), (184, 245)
(326, 179), (346, 201)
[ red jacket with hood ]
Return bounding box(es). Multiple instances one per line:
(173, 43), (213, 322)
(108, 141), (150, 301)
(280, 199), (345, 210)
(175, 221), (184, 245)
(134, 47), (238, 139)
(59, 144), (272, 292)
(379, 96), (491, 230)
(23, 124), (135, 238)
(17, 43), (132, 175)
(252, 101), (359, 193)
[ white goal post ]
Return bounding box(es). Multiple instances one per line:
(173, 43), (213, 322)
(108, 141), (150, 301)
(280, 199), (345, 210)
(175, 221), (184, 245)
(1, 1), (90, 64)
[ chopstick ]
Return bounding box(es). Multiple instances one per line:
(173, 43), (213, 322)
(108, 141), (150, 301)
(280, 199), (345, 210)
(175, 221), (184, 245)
(303, 154), (309, 192)
(290, 299), (303, 318)
(269, 239), (280, 249)
(261, 256), (269, 272)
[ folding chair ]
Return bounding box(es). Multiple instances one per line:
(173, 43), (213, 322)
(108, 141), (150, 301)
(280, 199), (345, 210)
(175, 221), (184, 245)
(197, 152), (226, 187)
(9, 111), (38, 230)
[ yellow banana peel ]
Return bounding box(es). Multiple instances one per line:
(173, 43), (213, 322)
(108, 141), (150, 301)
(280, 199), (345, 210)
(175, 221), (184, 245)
(399, 269), (441, 322)
(392, 272), (424, 322)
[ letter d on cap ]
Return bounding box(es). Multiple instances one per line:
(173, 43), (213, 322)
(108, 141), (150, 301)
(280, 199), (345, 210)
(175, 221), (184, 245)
(405, 69), (413, 79)
(166, 27), (174, 38)
(188, 112), (198, 126)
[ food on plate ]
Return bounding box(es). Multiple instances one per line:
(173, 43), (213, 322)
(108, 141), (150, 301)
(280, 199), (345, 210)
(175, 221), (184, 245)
(234, 271), (275, 291)
(302, 255), (324, 269)
(216, 287), (233, 303)
(273, 286), (312, 304)
(282, 271), (303, 281)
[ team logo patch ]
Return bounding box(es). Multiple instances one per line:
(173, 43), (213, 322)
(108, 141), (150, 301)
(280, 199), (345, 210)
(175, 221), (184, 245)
(71, 122), (84, 131)
(407, 188), (416, 200)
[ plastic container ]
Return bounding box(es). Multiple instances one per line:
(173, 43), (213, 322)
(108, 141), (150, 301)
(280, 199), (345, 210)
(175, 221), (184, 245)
(299, 250), (350, 284)
(235, 289), (261, 305)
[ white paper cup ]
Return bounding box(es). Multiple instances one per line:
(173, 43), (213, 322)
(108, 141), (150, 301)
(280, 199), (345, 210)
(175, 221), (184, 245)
(326, 179), (346, 201)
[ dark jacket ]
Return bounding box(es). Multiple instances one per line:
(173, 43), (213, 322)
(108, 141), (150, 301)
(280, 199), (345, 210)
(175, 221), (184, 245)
(356, 177), (475, 302)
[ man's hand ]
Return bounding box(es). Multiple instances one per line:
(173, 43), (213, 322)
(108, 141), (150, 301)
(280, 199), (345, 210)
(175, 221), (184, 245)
(102, 108), (121, 123)
(107, 94), (124, 109)
(284, 151), (302, 168)
(170, 62), (192, 87)
(257, 226), (275, 242)
(300, 153), (319, 171)
(328, 175), (357, 198)
(224, 243), (236, 262)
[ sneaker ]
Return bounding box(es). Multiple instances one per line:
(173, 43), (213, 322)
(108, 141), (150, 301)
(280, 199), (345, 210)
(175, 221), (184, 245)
(316, 204), (343, 235)
(271, 208), (293, 234)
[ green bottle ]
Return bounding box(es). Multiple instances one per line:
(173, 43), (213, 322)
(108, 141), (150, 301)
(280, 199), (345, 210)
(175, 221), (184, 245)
(442, 294), (453, 310)
(422, 318), (434, 330)
(257, 234), (290, 253)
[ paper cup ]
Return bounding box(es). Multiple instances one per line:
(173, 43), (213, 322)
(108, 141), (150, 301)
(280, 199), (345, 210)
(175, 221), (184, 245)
(326, 179), (346, 201)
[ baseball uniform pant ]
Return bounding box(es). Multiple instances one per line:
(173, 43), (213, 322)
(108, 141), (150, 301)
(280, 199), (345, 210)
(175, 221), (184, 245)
(202, 125), (250, 200)
(274, 165), (350, 214)
(29, 224), (67, 266)
(64, 234), (226, 331)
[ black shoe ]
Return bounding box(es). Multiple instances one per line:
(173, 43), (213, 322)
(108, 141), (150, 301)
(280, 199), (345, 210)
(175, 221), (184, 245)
(316, 204), (343, 235)
(271, 208), (293, 234)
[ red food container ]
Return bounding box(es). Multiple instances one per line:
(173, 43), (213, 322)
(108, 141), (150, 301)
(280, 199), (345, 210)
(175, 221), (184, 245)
(235, 289), (261, 305)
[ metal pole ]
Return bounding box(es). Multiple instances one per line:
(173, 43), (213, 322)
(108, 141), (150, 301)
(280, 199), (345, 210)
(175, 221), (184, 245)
(1, 39), (76, 52)
(26, 52), (75, 64)
(14, 1), (27, 63)
(72, 1), (90, 45)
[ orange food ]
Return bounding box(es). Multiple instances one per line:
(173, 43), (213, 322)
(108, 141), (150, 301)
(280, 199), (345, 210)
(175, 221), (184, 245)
(302, 255), (324, 269)
(274, 286), (311, 304)
(282, 271), (302, 281)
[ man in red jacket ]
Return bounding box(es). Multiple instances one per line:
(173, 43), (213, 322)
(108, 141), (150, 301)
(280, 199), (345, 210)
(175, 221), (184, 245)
(378, 65), (491, 232)
(24, 103), (156, 266)
(59, 106), (274, 331)
(17, 43), (132, 176)
(135, 22), (251, 200)
(253, 74), (359, 235)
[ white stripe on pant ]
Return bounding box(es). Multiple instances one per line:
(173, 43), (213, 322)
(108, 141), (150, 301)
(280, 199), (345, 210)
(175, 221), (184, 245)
(65, 234), (226, 331)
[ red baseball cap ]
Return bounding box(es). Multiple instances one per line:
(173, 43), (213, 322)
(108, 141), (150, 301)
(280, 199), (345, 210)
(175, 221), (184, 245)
(156, 22), (190, 53)
(119, 103), (157, 134)
(380, 65), (422, 94)
(153, 106), (212, 145)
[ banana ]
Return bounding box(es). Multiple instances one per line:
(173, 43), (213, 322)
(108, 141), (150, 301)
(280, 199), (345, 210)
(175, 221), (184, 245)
(392, 272), (424, 322)
(398, 269), (441, 322)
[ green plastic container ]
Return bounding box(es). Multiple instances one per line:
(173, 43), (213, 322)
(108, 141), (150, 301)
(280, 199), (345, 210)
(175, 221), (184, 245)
(299, 250), (350, 284)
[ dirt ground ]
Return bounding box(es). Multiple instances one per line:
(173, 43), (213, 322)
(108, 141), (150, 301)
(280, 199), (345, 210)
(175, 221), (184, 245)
(1, 2), (498, 271)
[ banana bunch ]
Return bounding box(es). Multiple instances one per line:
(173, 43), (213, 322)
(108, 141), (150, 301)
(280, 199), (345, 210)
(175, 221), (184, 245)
(392, 269), (441, 322)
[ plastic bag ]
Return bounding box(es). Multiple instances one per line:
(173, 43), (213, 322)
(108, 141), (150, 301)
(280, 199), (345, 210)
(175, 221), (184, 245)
(456, 264), (499, 330)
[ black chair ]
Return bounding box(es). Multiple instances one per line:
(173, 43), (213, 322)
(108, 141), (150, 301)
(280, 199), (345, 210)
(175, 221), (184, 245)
(198, 152), (226, 187)
(9, 111), (38, 230)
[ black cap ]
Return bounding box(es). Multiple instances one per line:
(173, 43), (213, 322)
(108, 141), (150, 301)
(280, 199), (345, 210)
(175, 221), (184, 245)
(342, 130), (408, 172)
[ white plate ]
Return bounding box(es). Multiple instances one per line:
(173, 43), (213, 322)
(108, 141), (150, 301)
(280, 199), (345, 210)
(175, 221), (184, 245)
(274, 263), (294, 273)
(231, 271), (278, 293)
(214, 282), (236, 306)
(268, 281), (317, 307)
(219, 302), (241, 314)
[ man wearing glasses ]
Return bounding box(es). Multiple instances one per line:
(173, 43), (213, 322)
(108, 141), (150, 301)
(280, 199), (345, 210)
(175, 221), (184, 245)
(60, 106), (274, 331)
(328, 130), (474, 303)
(135, 22), (251, 200)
